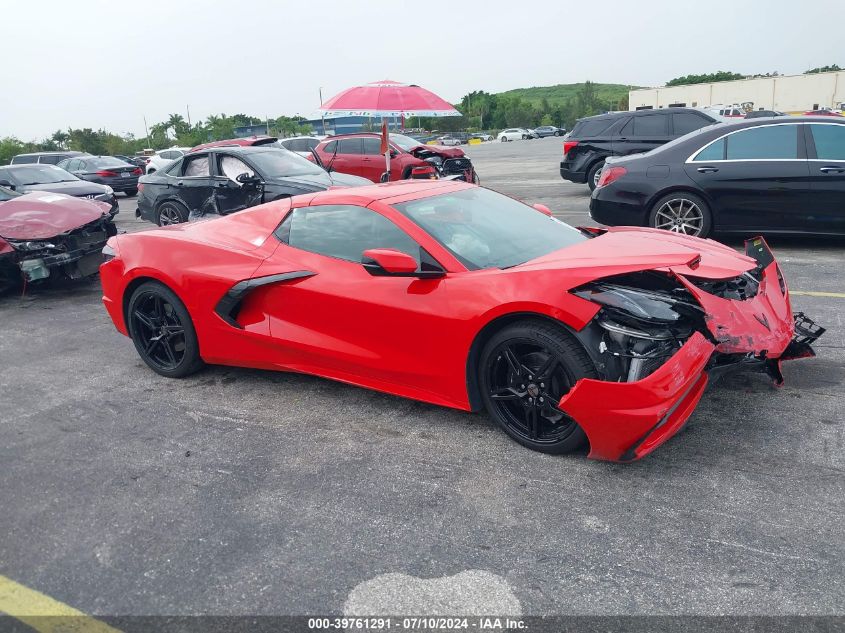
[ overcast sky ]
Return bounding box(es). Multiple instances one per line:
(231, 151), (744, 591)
(2, 0), (842, 140)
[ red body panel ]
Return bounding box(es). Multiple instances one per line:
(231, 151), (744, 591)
(559, 333), (714, 461)
(100, 181), (807, 461)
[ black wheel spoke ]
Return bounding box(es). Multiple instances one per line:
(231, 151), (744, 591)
(502, 347), (523, 377)
(491, 387), (521, 401)
(526, 406), (539, 440)
(145, 337), (161, 355)
(535, 353), (557, 381)
(133, 310), (156, 330)
(162, 340), (178, 366)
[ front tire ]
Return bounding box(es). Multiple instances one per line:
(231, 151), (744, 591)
(156, 200), (189, 226)
(126, 281), (204, 378)
(587, 161), (605, 192)
(479, 321), (597, 454)
(648, 192), (713, 238)
(554, 131), (561, 136)
(501, 136), (508, 142)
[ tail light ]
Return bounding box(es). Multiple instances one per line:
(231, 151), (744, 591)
(563, 141), (579, 157)
(96, 170), (118, 177)
(138, 183), (144, 192)
(132, 167), (142, 175)
(596, 166), (627, 188)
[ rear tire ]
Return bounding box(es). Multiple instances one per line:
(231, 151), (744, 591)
(587, 160), (605, 191)
(648, 192), (713, 238)
(156, 200), (189, 226)
(479, 321), (597, 455)
(554, 131), (561, 136)
(126, 281), (204, 378)
(501, 136), (507, 142)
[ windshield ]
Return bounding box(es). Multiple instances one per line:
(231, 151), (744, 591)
(246, 148), (325, 178)
(0, 185), (20, 202)
(389, 134), (423, 151)
(10, 165), (78, 185)
(393, 187), (586, 270)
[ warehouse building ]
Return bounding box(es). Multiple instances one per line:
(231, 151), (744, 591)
(629, 70), (845, 114)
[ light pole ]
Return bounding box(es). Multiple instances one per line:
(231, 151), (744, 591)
(319, 87), (326, 135)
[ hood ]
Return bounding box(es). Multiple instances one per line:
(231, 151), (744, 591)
(520, 226), (756, 286)
(0, 192), (111, 239)
(20, 180), (110, 196)
(328, 172), (373, 187)
(409, 144), (465, 158)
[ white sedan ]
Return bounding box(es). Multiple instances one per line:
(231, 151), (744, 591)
(145, 147), (192, 174)
(497, 128), (530, 142)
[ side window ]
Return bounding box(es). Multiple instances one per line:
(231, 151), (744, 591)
(12, 155), (37, 164)
(182, 154), (210, 177)
(338, 138), (363, 154)
(809, 124), (845, 160)
(726, 125), (798, 160)
(633, 114), (668, 136)
(673, 113), (710, 136)
(39, 155), (63, 165)
(693, 138), (725, 161)
(362, 138), (382, 155)
(218, 155), (254, 182)
(323, 141), (336, 154)
(618, 118), (633, 136)
(279, 205), (420, 265)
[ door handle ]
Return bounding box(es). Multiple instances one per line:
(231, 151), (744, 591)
(697, 167), (719, 173)
(175, 181), (185, 186)
(819, 166), (845, 173)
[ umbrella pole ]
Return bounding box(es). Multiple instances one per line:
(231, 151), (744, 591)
(382, 117), (391, 183)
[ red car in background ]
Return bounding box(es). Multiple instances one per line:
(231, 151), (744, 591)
(313, 133), (478, 183)
(189, 136), (279, 153)
(100, 181), (821, 462)
(0, 186), (116, 292)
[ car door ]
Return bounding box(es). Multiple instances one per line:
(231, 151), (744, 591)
(254, 203), (449, 392)
(325, 138), (364, 177)
(617, 113), (672, 155)
(170, 153), (216, 216)
(805, 122), (845, 233)
(684, 123), (811, 231)
(213, 153), (264, 215)
(361, 137), (385, 182)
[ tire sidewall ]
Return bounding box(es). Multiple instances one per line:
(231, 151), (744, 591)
(648, 192), (713, 238)
(127, 281), (203, 378)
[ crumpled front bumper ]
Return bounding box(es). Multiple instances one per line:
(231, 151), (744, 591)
(558, 237), (823, 462)
(559, 332), (714, 462)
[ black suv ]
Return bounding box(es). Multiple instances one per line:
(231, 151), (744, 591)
(560, 108), (718, 190)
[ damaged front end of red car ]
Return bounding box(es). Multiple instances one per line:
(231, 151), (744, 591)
(559, 236), (824, 462)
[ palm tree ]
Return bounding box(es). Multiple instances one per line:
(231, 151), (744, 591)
(166, 114), (188, 138)
(51, 130), (70, 149)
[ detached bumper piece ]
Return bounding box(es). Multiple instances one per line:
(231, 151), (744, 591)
(765, 312), (826, 385)
(558, 332), (714, 462)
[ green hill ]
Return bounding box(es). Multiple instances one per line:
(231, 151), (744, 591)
(496, 82), (641, 107)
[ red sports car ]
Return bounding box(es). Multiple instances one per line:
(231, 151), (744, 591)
(100, 181), (823, 461)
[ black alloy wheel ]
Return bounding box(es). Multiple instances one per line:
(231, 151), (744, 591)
(479, 321), (597, 454)
(127, 281), (204, 378)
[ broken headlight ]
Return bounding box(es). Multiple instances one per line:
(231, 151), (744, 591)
(7, 239), (57, 251)
(575, 283), (689, 324)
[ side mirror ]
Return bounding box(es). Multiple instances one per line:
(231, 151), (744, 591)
(390, 149), (399, 159)
(532, 203), (553, 217)
(362, 248), (418, 275)
(362, 248), (445, 279)
(0, 179), (14, 190)
(236, 172), (259, 185)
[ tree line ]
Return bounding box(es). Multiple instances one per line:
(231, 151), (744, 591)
(0, 113), (312, 165)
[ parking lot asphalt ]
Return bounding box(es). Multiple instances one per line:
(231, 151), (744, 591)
(0, 136), (843, 619)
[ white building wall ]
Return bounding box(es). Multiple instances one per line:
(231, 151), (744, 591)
(629, 71), (845, 112)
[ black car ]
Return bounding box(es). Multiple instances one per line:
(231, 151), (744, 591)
(561, 108), (719, 190)
(589, 117), (845, 238)
(114, 154), (150, 169)
(534, 125), (565, 137)
(137, 146), (371, 225)
(0, 164), (118, 215)
(745, 110), (786, 119)
(57, 156), (142, 197)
